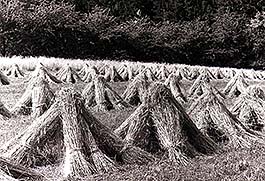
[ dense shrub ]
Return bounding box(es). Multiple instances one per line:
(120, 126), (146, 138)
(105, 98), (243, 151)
(0, 0), (116, 58)
(0, 0), (264, 68)
(247, 11), (265, 68)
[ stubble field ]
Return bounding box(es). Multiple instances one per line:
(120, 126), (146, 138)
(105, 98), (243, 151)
(0, 69), (265, 181)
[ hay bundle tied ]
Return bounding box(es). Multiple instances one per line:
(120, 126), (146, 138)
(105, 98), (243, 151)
(77, 94), (155, 165)
(82, 76), (128, 111)
(104, 65), (124, 82)
(223, 72), (249, 98)
(26, 63), (62, 84)
(6, 64), (24, 78)
(188, 89), (264, 148)
(245, 69), (261, 80)
(156, 65), (169, 80)
(231, 85), (265, 131)
(164, 73), (187, 105)
(189, 71), (217, 97)
(117, 64), (134, 81)
(78, 63), (90, 77)
(187, 67), (200, 80)
(122, 74), (150, 106)
(255, 70), (265, 80)
(11, 76), (55, 117)
(116, 82), (218, 165)
(0, 157), (43, 180)
(170, 66), (190, 80)
(1, 101), (61, 166)
(247, 85), (265, 100)
(213, 67), (226, 79)
(138, 67), (157, 81)
(243, 69), (265, 80)
(57, 64), (82, 83)
(222, 68), (236, 79)
(80, 116), (116, 173)
(98, 63), (109, 75)
(81, 65), (99, 83)
(59, 88), (96, 179)
(134, 65), (145, 75)
(199, 68), (216, 80)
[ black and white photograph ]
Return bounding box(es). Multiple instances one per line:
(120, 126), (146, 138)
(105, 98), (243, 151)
(0, 0), (265, 180)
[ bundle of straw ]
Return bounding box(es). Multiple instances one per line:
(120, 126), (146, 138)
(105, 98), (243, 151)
(156, 65), (169, 80)
(104, 65), (123, 82)
(31, 78), (55, 118)
(6, 64), (24, 78)
(81, 66), (99, 83)
(78, 98), (155, 165)
(117, 64), (134, 81)
(12, 76), (54, 117)
(223, 72), (249, 98)
(78, 63), (90, 78)
(164, 73), (187, 105)
(57, 64), (82, 83)
(59, 88), (95, 179)
(1, 102), (61, 166)
(231, 85), (265, 131)
(189, 90), (264, 148)
(117, 82), (218, 165)
(122, 74), (150, 106)
(26, 63), (62, 84)
(82, 76), (128, 111)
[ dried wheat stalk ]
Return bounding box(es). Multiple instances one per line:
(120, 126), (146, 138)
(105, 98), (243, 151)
(6, 64), (24, 78)
(81, 66), (99, 83)
(117, 64), (134, 81)
(11, 88), (32, 115)
(94, 76), (113, 111)
(32, 79), (55, 118)
(1, 102), (61, 166)
(156, 66), (169, 80)
(223, 72), (249, 97)
(164, 73), (187, 104)
(78, 99), (155, 165)
(122, 74), (150, 106)
(231, 87), (265, 131)
(59, 88), (96, 179)
(189, 73), (211, 97)
(78, 63), (90, 77)
(104, 65), (123, 82)
(147, 83), (217, 163)
(80, 118), (116, 173)
(82, 76), (127, 111)
(57, 65), (82, 83)
(118, 83), (217, 165)
(189, 90), (264, 148)
(0, 157), (43, 180)
(26, 63), (62, 84)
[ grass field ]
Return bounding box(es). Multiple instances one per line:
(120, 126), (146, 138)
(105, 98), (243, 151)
(0, 67), (265, 181)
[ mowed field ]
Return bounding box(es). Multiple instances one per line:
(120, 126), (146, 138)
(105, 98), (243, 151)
(0, 64), (265, 181)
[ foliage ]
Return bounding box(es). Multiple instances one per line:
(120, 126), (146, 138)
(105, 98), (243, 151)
(0, 0), (265, 68)
(247, 11), (265, 68)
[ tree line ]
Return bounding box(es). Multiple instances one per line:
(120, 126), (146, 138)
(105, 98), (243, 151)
(0, 0), (265, 68)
